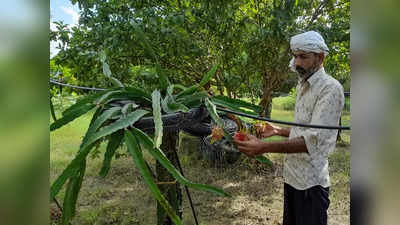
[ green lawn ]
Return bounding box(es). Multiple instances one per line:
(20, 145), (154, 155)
(50, 96), (350, 225)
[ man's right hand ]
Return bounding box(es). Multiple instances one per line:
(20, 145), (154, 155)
(255, 122), (280, 138)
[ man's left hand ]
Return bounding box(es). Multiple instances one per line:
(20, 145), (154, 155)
(234, 134), (266, 157)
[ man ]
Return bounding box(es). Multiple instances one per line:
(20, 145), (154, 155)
(234, 31), (344, 225)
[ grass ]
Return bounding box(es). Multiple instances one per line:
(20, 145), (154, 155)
(50, 96), (350, 225)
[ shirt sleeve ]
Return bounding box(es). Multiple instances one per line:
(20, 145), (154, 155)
(302, 85), (345, 159)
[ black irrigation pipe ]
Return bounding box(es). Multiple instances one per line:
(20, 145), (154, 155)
(49, 80), (351, 130)
(217, 107), (350, 130)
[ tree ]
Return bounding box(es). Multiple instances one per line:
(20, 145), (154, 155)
(51, 0), (349, 107)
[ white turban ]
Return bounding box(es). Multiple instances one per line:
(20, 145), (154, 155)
(289, 31), (329, 72)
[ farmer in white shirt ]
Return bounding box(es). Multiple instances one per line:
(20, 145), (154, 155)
(234, 31), (344, 225)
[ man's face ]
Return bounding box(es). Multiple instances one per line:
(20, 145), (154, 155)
(293, 50), (323, 78)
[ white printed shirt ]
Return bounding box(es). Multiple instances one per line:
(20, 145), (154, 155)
(284, 67), (344, 190)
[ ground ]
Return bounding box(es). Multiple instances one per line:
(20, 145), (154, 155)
(50, 99), (350, 225)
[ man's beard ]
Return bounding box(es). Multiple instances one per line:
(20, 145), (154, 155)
(296, 64), (320, 79)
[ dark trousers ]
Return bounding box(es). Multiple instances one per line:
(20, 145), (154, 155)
(283, 183), (330, 225)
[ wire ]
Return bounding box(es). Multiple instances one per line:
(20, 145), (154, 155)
(216, 107), (350, 130)
(50, 79), (106, 91)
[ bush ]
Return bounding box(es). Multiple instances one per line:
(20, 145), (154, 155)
(282, 96), (296, 110)
(272, 88), (297, 111)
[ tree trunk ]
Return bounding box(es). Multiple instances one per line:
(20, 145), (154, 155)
(259, 91), (272, 118)
(259, 71), (273, 118)
(227, 89), (233, 99)
(218, 86), (224, 96)
(247, 76), (255, 104)
(156, 131), (182, 225)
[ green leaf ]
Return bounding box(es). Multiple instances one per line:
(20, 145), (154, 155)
(62, 92), (104, 116)
(110, 77), (124, 87)
(103, 92), (151, 106)
(103, 62), (112, 78)
(124, 130), (183, 225)
(204, 98), (233, 142)
(50, 97), (57, 122)
(211, 95), (263, 114)
(176, 91), (209, 108)
(50, 104), (95, 131)
(95, 90), (123, 105)
(61, 160), (86, 225)
(199, 64), (218, 87)
(211, 102), (258, 116)
(99, 50), (106, 63)
(175, 85), (199, 100)
(156, 64), (169, 92)
(50, 109), (149, 199)
(171, 84), (187, 92)
(162, 85), (190, 113)
(78, 106), (103, 148)
(132, 127), (231, 197)
(255, 155), (273, 167)
(94, 88), (151, 106)
(152, 90), (163, 148)
(167, 84), (174, 96)
(161, 95), (171, 113)
(161, 95), (189, 114)
(124, 87), (152, 102)
(121, 102), (139, 115)
(83, 109), (149, 150)
(81, 106), (121, 146)
(99, 130), (124, 178)
(167, 102), (189, 113)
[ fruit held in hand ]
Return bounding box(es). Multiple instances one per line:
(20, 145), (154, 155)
(234, 132), (248, 141)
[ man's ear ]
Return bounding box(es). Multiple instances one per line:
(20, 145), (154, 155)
(319, 53), (325, 63)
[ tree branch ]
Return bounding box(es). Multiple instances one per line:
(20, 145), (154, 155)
(306, 0), (329, 29)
